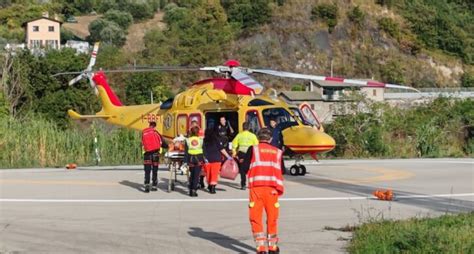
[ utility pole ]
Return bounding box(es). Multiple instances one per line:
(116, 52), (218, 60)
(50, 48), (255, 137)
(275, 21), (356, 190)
(330, 58), (334, 77)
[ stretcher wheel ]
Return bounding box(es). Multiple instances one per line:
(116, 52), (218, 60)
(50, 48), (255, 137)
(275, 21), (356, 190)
(289, 165), (299, 176)
(298, 165), (307, 176)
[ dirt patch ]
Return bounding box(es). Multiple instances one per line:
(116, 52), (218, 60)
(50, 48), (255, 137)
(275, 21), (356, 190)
(63, 15), (101, 40)
(123, 11), (166, 54)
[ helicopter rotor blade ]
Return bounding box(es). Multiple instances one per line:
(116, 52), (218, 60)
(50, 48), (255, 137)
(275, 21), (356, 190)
(68, 74), (84, 86)
(54, 66), (203, 77)
(86, 42), (100, 72)
(231, 68), (264, 94)
(250, 69), (420, 92)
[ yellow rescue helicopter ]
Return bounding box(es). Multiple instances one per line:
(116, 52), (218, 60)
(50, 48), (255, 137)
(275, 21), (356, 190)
(55, 43), (418, 175)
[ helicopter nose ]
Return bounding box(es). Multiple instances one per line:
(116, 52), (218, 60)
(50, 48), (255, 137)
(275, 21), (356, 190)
(282, 125), (335, 154)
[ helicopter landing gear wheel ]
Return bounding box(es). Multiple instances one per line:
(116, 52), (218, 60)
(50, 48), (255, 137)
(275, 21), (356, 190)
(289, 165), (299, 176)
(298, 165), (306, 176)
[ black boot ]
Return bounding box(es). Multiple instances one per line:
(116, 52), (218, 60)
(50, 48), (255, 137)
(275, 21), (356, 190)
(268, 247), (280, 254)
(189, 189), (198, 197)
(210, 185), (216, 194)
(199, 176), (205, 189)
(144, 184), (150, 193)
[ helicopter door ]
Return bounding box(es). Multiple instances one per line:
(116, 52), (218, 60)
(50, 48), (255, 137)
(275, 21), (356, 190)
(245, 110), (261, 134)
(299, 103), (322, 131)
(177, 114), (188, 136)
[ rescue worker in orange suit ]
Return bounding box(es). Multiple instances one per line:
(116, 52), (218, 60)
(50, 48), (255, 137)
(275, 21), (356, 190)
(141, 121), (162, 193)
(241, 128), (284, 254)
(232, 121), (259, 190)
(203, 128), (232, 194)
(185, 126), (205, 197)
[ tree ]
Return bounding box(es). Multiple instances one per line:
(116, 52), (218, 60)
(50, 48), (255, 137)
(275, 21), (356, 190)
(311, 3), (339, 33)
(73, 0), (95, 14)
(378, 17), (400, 39)
(347, 6), (365, 28)
(88, 19), (126, 47)
(145, 2), (235, 65)
(223, 0), (272, 29)
(100, 22), (126, 46)
(88, 19), (111, 42)
(461, 71), (473, 87)
(0, 0), (11, 8)
(98, 0), (118, 13)
(128, 2), (154, 21)
(380, 60), (405, 85)
(125, 72), (171, 105)
(104, 10), (133, 30)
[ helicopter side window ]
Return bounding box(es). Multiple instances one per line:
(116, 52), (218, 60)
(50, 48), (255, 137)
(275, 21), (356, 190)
(248, 99), (274, 106)
(189, 113), (202, 129)
(262, 108), (296, 127)
(160, 98), (174, 110)
(245, 110), (261, 134)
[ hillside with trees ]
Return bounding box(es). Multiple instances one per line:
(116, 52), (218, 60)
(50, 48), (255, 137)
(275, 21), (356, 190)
(0, 0), (472, 167)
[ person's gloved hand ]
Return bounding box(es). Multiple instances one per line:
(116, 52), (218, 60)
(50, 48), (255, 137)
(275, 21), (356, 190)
(204, 159), (209, 164)
(226, 156), (232, 160)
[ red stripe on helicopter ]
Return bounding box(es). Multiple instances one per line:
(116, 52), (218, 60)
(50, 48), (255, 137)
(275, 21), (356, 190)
(193, 78), (254, 95)
(287, 145), (335, 148)
(367, 81), (385, 87)
(325, 77), (344, 82)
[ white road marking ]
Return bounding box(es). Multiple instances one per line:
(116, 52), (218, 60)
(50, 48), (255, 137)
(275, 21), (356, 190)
(0, 193), (472, 203)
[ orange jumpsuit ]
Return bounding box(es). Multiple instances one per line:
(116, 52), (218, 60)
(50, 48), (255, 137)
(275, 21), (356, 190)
(242, 142), (284, 253)
(203, 162), (221, 185)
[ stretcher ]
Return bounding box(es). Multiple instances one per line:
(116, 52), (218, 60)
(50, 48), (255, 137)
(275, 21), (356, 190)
(164, 136), (189, 192)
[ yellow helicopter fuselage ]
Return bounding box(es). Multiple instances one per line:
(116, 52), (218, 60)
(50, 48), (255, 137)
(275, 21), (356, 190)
(69, 72), (335, 155)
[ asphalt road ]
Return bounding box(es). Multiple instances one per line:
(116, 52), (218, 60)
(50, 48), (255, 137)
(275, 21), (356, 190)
(0, 159), (473, 253)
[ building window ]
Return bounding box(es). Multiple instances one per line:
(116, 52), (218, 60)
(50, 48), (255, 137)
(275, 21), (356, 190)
(30, 40), (42, 48)
(48, 26), (54, 32)
(33, 26), (39, 32)
(373, 89), (377, 96)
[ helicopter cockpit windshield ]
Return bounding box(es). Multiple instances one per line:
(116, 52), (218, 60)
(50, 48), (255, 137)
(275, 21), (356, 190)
(289, 107), (310, 126)
(262, 107), (298, 127)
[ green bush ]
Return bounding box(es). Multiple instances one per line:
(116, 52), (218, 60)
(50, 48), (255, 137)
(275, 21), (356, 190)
(311, 3), (338, 33)
(104, 9), (133, 30)
(347, 6), (365, 28)
(88, 18), (126, 47)
(461, 71), (474, 87)
(395, 0), (473, 64)
(378, 17), (400, 39)
(98, 0), (117, 13)
(128, 2), (154, 21)
(379, 60), (405, 84)
(223, 0), (272, 29)
(324, 97), (473, 158)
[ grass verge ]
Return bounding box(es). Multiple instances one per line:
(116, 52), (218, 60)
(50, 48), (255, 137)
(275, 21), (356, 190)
(348, 212), (474, 254)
